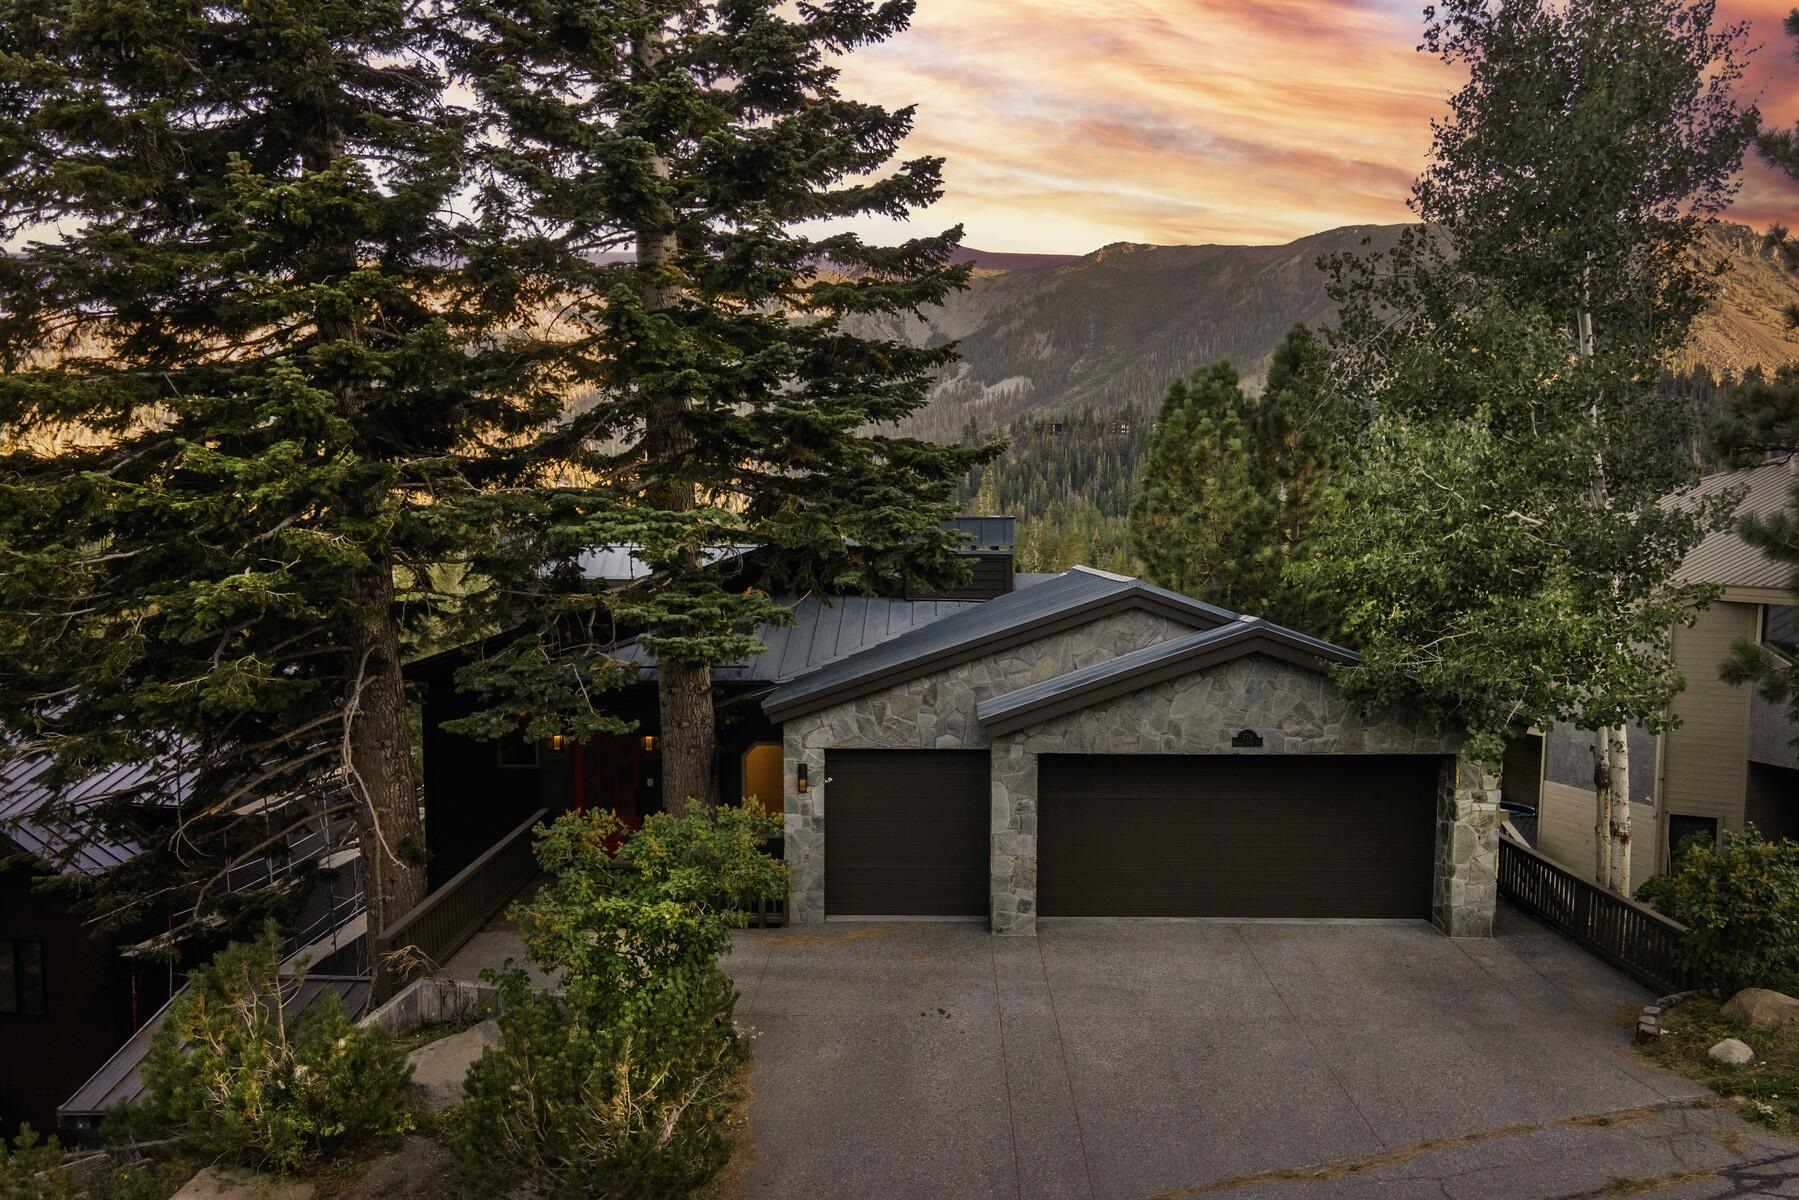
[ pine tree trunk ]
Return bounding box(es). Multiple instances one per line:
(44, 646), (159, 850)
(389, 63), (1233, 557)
(1607, 725), (1632, 896)
(635, 21), (719, 812)
(659, 660), (716, 815)
(347, 566), (427, 937)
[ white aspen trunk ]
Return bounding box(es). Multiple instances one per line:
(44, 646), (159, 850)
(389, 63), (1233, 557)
(1594, 742), (1613, 891)
(1608, 726), (1632, 896)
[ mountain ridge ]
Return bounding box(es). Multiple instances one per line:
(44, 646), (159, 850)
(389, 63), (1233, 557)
(900, 222), (1799, 445)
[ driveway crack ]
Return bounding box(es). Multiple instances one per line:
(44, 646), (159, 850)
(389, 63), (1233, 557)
(1236, 926), (1386, 1152)
(1039, 935), (1100, 1200)
(991, 937), (1025, 1200)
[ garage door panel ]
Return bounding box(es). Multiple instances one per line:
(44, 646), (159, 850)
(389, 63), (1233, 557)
(825, 750), (989, 916)
(1039, 755), (1439, 918)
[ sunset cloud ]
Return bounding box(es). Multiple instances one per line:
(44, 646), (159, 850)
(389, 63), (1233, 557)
(828, 0), (1799, 253)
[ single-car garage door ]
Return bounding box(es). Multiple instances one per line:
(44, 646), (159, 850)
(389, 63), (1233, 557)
(825, 750), (989, 916)
(1038, 755), (1440, 919)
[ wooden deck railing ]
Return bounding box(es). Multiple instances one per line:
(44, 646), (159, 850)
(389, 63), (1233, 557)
(1497, 832), (1693, 995)
(370, 807), (548, 1001)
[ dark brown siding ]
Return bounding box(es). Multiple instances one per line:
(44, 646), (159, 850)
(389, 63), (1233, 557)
(824, 750), (989, 916)
(1037, 755), (1440, 919)
(0, 863), (167, 1138)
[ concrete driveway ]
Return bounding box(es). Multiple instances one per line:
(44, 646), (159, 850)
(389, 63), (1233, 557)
(726, 905), (1799, 1200)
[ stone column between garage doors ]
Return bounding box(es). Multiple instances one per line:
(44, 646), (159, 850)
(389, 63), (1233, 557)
(986, 655), (1498, 937)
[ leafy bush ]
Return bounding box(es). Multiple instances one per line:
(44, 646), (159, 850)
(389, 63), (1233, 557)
(1657, 827), (1799, 994)
(139, 924), (412, 1172)
(450, 806), (787, 1198)
(452, 964), (744, 1199)
(0, 1127), (74, 1200)
(0, 1129), (178, 1200)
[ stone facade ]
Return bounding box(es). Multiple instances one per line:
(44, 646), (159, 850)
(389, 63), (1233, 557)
(1434, 758), (1502, 937)
(781, 616), (1500, 941)
(989, 656), (1485, 936)
(781, 609), (1195, 923)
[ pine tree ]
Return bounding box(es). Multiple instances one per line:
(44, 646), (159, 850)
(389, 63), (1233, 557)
(1129, 325), (1336, 627)
(449, 0), (994, 811)
(0, 0), (560, 942)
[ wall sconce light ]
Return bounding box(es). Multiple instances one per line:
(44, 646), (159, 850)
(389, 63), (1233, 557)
(1230, 729), (1264, 749)
(796, 762), (809, 793)
(547, 734), (565, 752)
(641, 735), (657, 753)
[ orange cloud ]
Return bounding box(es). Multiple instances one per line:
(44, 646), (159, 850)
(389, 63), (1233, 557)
(828, 0), (1799, 252)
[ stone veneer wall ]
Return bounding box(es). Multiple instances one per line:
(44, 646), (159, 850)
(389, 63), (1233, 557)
(781, 609), (1196, 923)
(989, 656), (1495, 937)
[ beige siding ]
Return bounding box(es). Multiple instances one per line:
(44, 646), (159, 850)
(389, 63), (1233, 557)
(1661, 602), (1756, 845)
(1535, 780), (1659, 885)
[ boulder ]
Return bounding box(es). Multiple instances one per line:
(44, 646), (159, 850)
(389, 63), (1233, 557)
(1721, 988), (1799, 1031)
(405, 1019), (501, 1112)
(1708, 1037), (1756, 1067)
(174, 1166), (316, 1200)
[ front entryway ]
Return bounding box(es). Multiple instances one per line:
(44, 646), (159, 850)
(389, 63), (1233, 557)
(1036, 754), (1441, 918)
(823, 749), (989, 916)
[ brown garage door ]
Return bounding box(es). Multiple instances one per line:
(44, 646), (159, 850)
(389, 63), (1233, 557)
(1038, 755), (1440, 918)
(825, 750), (989, 916)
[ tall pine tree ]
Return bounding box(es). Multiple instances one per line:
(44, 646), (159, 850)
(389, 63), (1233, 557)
(0, 0), (561, 942)
(1129, 324), (1336, 628)
(449, 0), (994, 810)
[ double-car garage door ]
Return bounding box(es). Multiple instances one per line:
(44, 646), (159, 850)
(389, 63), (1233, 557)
(825, 750), (1439, 919)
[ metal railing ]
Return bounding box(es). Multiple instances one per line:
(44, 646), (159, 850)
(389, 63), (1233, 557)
(1498, 832), (1693, 995)
(370, 807), (548, 1001)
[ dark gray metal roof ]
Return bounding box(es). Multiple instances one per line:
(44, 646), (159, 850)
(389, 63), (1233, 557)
(974, 616), (1359, 736)
(59, 975), (371, 1122)
(762, 567), (1239, 722)
(0, 747), (190, 875)
(609, 593), (983, 685)
(1667, 460), (1798, 592)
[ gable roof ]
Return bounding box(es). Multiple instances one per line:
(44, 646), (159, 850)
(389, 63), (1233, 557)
(761, 567), (1238, 722)
(1668, 460), (1798, 593)
(609, 593), (985, 685)
(974, 617), (1358, 736)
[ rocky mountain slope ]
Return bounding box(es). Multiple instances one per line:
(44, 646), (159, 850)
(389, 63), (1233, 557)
(900, 223), (1799, 444)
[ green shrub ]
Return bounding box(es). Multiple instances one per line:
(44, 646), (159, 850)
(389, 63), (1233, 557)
(0, 1129), (178, 1200)
(0, 1127), (75, 1200)
(451, 964), (744, 1200)
(448, 806), (786, 1198)
(139, 924), (412, 1172)
(1658, 827), (1799, 995)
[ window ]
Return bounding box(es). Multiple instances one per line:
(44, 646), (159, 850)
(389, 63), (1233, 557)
(0, 939), (46, 1016)
(496, 731), (539, 769)
(741, 742), (783, 809)
(1765, 606), (1798, 659)
(1667, 814), (1720, 867)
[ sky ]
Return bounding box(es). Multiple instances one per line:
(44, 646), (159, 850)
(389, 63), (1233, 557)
(829, 0), (1799, 254)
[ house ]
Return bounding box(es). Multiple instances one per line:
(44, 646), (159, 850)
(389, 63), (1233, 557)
(0, 745), (363, 1139)
(1530, 459), (1799, 882)
(0, 757), (177, 1138)
(415, 518), (1499, 940)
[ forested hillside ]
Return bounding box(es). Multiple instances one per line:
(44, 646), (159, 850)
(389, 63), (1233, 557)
(925, 223), (1799, 572)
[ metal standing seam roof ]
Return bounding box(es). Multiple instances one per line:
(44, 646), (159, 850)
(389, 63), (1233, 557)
(761, 567), (1241, 722)
(0, 749), (190, 875)
(974, 616), (1360, 736)
(1667, 460), (1799, 592)
(58, 975), (372, 1123)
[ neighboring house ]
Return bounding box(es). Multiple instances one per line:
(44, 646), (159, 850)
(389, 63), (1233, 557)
(0, 745), (363, 1139)
(0, 757), (177, 1138)
(416, 518), (1499, 940)
(1532, 459), (1799, 883)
